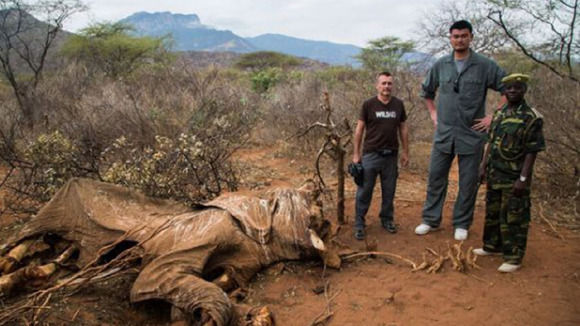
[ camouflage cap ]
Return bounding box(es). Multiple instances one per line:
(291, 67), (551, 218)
(501, 73), (530, 84)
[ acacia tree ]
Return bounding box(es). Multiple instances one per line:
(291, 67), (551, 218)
(61, 22), (171, 78)
(0, 0), (86, 127)
(235, 51), (302, 71)
(485, 0), (580, 83)
(355, 36), (415, 72)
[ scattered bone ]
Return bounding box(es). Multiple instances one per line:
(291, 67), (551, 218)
(411, 244), (482, 274)
(309, 229), (326, 251)
(0, 240), (33, 275)
(412, 252), (430, 272)
(413, 247), (448, 274)
(426, 250), (447, 274)
(447, 243), (466, 272)
(251, 306), (275, 326)
(446, 243), (481, 272)
(0, 246), (77, 297)
(466, 247), (480, 270)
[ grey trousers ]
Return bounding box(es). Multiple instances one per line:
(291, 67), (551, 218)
(354, 152), (398, 230)
(421, 145), (482, 229)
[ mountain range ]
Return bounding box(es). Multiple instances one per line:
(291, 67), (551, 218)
(120, 11), (361, 65)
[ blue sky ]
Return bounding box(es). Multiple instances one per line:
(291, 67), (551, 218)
(64, 0), (443, 47)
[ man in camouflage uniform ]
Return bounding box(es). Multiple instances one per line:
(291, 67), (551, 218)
(475, 73), (545, 273)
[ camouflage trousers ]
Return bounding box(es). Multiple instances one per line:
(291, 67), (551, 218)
(482, 186), (531, 264)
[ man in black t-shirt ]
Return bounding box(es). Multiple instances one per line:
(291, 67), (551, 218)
(352, 71), (409, 240)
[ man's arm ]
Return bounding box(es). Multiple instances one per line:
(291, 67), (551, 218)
(399, 121), (409, 167)
(352, 120), (365, 163)
(513, 114), (545, 196)
(474, 62), (507, 132)
(425, 98), (437, 128)
(420, 63), (438, 129)
(513, 152), (538, 197)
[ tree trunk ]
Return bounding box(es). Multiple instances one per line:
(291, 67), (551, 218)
(336, 146), (346, 225)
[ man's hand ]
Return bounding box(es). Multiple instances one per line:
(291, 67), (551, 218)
(400, 152), (409, 168)
(472, 114), (493, 132)
(429, 110), (437, 128)
(513, 179), (527, 197)
(352, 154), (361, 164)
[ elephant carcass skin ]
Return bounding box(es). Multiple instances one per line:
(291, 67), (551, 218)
(1, 178), (340, 325)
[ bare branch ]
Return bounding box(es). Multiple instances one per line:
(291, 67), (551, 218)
(487, 10), (580, 83)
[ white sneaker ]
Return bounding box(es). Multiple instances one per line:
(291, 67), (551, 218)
(473, 248), (502, 256)
(415, 223), (436, 235)
(497, 263), (521, 273)
(454, 228), (468, 241)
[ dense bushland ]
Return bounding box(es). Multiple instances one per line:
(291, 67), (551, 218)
(0, 50), (577, 226)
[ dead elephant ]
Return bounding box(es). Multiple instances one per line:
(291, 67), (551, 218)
(0, 178), (341, 325)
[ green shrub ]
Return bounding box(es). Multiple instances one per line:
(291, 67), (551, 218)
(102, 133), (235, 205)
(23, 131), (84, 201)
(250, 68), (283, 94)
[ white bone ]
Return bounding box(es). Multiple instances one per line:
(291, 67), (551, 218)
(308, 229), (326, 251)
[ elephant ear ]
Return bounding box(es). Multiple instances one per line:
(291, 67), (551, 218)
(203, 196), (272, 244)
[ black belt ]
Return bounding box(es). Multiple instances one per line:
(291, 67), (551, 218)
(377, 148), (398, 157)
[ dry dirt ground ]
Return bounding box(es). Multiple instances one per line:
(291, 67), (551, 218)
(1, 144), (579, 326)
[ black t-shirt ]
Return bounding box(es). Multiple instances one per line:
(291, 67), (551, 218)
(359, 96), (407, 153)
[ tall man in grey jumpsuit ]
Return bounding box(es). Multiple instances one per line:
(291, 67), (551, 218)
(415, 20), (506, 241)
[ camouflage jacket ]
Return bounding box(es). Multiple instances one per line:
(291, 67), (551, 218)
(486, 101), (546, 187)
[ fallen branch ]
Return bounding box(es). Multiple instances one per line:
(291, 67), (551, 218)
(32, 293), (52, 324)
(341, 251), (417, 269)
(309, 289), (341, 326)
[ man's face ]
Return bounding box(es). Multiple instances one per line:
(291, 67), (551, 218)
(449, 28), (473, 52)
(376, 75), (394, 98)
(504, 81), (527, 104)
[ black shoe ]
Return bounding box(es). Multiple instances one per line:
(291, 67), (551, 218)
(382, 221), (397, 234)
(354, 229), (365, 240)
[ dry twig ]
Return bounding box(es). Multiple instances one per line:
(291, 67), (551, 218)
(538, 203), (565, 240)
(292, 92), (352, 224)
(342, 251), (417, 269)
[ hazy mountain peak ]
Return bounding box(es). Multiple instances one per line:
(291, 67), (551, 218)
(121, 11), (205, 34)
(118, 11), (361, 64)
(120, 11), (256, 52)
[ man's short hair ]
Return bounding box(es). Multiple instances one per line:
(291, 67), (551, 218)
(449, 20), (473, 34)
(376, 71), (392, 81)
